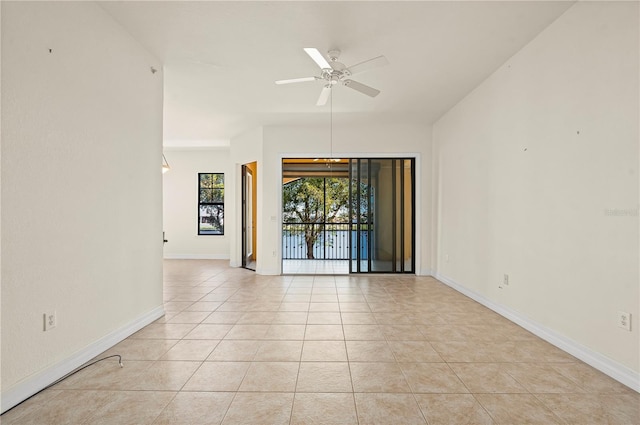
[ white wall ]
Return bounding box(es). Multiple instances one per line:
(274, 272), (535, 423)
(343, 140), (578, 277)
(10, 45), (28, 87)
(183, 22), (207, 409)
(162, 148), (232, 259)
(0, 1), (4, 404)
(1, 2), (164, 410)
(433, 1), (639, 388)
(241, 121), (432, 275)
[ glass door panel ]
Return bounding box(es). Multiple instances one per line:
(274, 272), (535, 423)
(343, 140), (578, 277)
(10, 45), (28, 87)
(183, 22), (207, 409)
(349, 158), (415, 274)
(370, 159), (393, 272)
(350, 159), (370, 273)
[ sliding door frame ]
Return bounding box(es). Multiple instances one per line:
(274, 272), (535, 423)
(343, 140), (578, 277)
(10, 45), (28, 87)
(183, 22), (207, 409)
(348, 157), (415, 274)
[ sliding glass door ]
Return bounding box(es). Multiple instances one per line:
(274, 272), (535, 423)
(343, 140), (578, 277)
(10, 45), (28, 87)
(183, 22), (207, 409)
(349, 158), (414, 273)
(281, 157), (415, 274)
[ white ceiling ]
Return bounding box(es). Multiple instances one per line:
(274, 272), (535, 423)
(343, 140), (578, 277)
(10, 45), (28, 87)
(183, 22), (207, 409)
(99, 1), (574, 147)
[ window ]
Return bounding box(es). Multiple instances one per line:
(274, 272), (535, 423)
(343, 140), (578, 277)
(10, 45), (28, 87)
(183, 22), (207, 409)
(198, 173), (224, 235)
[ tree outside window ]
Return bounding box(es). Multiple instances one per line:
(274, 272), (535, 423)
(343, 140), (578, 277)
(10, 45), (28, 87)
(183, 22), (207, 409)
(282, 177), (349, 258)
(199, 173), (224, 235)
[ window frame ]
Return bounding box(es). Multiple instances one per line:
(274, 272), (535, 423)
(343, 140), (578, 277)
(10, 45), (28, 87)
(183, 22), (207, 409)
(198, 172), (225, 236)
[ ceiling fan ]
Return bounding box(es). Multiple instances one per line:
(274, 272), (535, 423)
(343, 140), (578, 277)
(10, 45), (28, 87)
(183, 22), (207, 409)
(276, 48), (389, 106)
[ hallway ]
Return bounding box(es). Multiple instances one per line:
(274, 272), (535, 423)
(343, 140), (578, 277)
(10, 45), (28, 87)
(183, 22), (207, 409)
(3, 260), (638, 424)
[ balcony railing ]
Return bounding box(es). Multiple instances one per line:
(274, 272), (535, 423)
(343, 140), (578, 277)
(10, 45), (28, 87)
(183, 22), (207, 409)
(282, 222), (370, 260)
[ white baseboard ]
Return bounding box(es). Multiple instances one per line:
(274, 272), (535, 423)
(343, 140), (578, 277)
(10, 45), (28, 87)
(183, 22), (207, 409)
(1, 305), (165, 414)
(163, 254), (229, 260)
(434, 273), (640, 393)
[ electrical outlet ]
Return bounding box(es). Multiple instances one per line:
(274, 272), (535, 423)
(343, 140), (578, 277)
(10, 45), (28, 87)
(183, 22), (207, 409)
(618, 311), (631, 331)
(503, 274), (509, 286)
(44, 311), (57, 331)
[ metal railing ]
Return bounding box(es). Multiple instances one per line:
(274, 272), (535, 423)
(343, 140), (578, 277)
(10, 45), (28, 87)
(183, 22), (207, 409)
(282, 223), (371, 260)
(282, 223), (350, 260)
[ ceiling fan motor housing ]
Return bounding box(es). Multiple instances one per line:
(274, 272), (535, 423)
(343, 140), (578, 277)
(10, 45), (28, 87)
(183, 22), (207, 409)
(321, 67), (350, 83)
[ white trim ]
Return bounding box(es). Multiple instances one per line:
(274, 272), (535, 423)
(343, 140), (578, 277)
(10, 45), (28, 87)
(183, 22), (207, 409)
(435, 273), (640, 393)
(417, 268), (432, 277)
(163, 254), (229, 260)
(1, 305), (165, 414)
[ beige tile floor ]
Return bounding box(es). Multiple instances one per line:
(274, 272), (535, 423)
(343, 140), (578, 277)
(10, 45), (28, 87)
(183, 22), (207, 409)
(2, 259), (638, 424)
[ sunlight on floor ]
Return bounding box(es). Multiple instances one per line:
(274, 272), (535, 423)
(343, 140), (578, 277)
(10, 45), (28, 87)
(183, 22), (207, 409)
(282, 260), (349, 275)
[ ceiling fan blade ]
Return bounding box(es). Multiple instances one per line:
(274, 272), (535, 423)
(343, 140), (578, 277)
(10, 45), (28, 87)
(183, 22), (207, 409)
(275, 76), (318, 85)
(343, 79), (380, 97)
(304, 47), (332, 70)
(346, 55), (389, 76)
(316, 85), (332, 106)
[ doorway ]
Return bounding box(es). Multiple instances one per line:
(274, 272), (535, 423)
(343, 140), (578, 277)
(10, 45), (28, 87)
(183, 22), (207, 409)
(282, 157), (415, 274)
(242, 162), (257, 270)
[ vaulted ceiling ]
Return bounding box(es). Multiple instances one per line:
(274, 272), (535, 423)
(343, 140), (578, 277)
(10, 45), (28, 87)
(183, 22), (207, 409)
(99, 1), (574, 147)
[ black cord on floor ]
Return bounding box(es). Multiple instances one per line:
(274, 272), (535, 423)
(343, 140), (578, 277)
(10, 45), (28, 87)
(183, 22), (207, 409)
(42, 354), (124, 392)
(1, 355), (123, 416)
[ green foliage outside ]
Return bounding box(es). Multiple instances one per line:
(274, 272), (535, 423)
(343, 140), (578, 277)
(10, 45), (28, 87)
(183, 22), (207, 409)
(199, 173), (224, 234)
(283, 177), (349, 258)
(199, 173), (224, 203)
